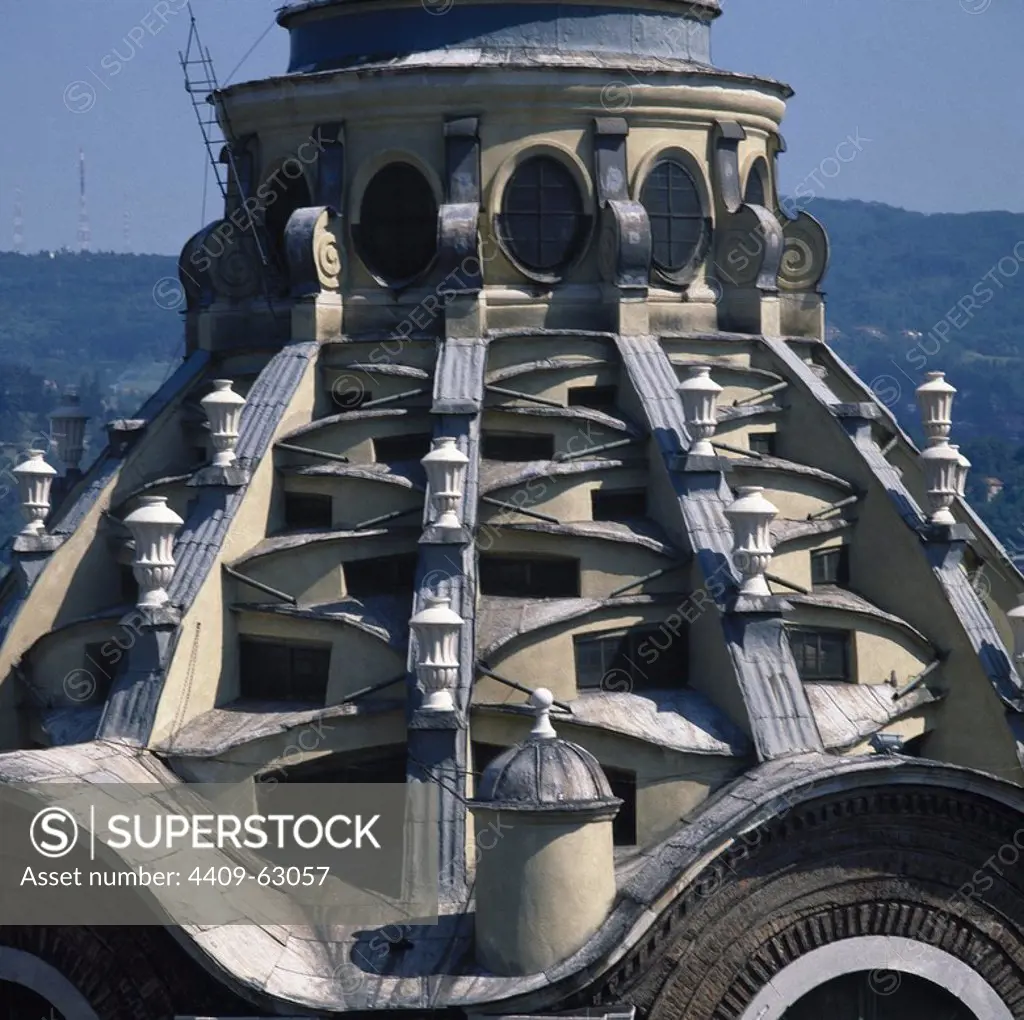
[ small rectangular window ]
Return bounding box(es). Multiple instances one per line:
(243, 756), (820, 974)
(239, 637), (330, 704)
(284, 492), (333, 531)
(479, 555), (579, 598)
(79, 643), (122, 704)
(345, 553), (418, 597)
(481, 432), (555, 462)
(789, 627), (850, 681)
(374, 433), (433, 463)
(603, 764), (638, 847)
(191, 445), (208, 466)
(567, 385), (617, 412)
(748, 432), (776, 457)
(591, 488), (647, 521)
(810, 546), (849, 588)
(574, 627), (686, 692)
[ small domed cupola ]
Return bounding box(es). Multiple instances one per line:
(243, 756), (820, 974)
(470, 689), (621, 976)
(478, 689), (620, 810)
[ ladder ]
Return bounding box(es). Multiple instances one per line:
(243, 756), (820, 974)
(178, 3), (270, 271)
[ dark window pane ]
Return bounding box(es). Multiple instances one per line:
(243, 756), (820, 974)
(357, 162), (438, 282)
(284, 492), (333, 530)
(789, 628), (850, 681)
(375, 433), (433, 463)
(120, 564), (139, 605)
(574, 628), (686, 691)
(567, 385), (617, 411)
(591, 489), (647, 522)
(345, 553), (418, 597)
(273, 745), (407, 783)
(811, 547), (849, 587)
(479, 555), (579, 597)
(745, 167), (767, 207)
(603, 765), (637, 847)
(265, 170), (312, 272)
(748, 432), (776, 457)
(481, 432), (554, 462)
(239, 638), (330, 704)
(498, 156), (585, 273)
(640, 160), (707, 274)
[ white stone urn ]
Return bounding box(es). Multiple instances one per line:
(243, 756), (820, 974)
(916, 371), (956, 446)
(409, 594), (463, 711)
(724, 485), (779, 596)
(49, 391), (90, 471)
(421, 437), (469, 531)
(124, 496), (184, 607)
(920, 439), (961, 525)
(200, 379), (246, 468)
(679, 366), (723, 457)
(12, 449), (57, 535)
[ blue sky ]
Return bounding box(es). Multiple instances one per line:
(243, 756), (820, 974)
(0, 0), (1019, 254)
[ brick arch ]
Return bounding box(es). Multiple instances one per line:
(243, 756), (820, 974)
(586, 783), (1024, 1019)
(0, 927), (242, 1020)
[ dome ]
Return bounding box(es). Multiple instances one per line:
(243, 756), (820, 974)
(476, 689), (620, 811)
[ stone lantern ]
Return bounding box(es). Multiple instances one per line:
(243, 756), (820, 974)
(200, 380), (246, 468)
(950, 444), (971, 498)
(124, 496), (184, 608)
(724, 485), (778, 596)
(679, 365), (723, 457)
(409, 594), (463, 711)
(1008, 596), (1024, 666)
(920, 439), (960, 526)
(916, 371), (956, 446)
(421, 437), (469, 532)
(12, 449), (57, 536)
(49, 391), (90, 472)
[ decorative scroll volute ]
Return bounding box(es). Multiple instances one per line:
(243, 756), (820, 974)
(284, 205), (343, 296)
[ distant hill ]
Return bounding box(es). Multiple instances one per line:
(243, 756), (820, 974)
(1, 199), (1024, 548)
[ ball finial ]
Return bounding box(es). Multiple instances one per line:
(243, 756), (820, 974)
(530, 687), (557, 739)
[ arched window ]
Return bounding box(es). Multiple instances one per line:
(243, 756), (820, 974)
(640, 159), (708, 277)
(498, 156), (587, 276)
(264, 167), (312, 271)
(355, 162), (438, 283)
(745, 161), (769, 207)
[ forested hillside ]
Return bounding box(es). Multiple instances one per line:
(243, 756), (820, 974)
(1, 198), (1023, 549)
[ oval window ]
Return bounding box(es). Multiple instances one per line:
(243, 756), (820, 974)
(356, 162), (438, 282)
(499, 156), (586, 275)
(640, 159), (708, 275)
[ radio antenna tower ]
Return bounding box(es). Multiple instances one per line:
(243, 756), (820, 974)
(77, 149), (91, 253)
(12, 188), (24, 253)
(123, 208), (132, 252)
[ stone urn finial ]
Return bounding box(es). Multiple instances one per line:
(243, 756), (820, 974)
(679, 365), (723, 457)
(916, 371), (956, 446)
(421, 436), (469, 532)
(200, 380), (246, 468)
(409, 594), (464, 711)
(724, 485), (779, 596)
(12, 449), (57, 536)
(920, 439), (960, 526)
(123, 496), (184, 607)
(49, 391), (90, 471)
